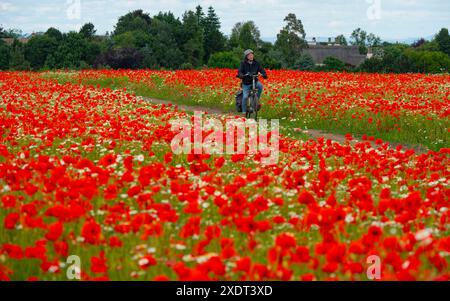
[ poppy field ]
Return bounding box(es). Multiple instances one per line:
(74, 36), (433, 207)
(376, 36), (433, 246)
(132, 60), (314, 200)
(1, 70), (450, 281)
(48, 69), (450, 151)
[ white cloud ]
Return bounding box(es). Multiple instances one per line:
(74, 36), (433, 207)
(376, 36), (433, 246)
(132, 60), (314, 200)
(0, 2), (16, 12)
(0, 0), (448, 39)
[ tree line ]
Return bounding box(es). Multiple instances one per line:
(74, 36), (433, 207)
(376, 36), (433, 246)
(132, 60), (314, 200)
(0, 6), (449, 73)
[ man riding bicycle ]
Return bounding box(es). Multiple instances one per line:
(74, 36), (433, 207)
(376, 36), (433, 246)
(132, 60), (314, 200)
(237, 49), (268, 114)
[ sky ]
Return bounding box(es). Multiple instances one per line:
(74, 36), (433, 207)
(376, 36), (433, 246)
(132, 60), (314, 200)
(0, 0), (449, 41)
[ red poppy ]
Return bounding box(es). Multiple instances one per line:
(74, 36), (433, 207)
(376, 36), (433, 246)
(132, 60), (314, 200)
(45, 222), (63, 241)
(139, 255), (157, 270)
(91, 251), (108, 274)
(4, 212), (20, 230)
(81, 219), (102, 245)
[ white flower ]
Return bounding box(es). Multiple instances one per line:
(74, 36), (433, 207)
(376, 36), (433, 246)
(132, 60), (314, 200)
(415, 229), (432, 241)
(135, 154), (145, 162)
(175, 244), (186, 250)
(345, 214), (354, 223)
(48, 265), (59, 273)
(138, 258), (149, 267)
(196, 253), (218, 264)
(402, 261), (410, 270)
(182, 255), (194, 262)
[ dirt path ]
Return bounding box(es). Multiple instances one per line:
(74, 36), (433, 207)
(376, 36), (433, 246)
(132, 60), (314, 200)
(142, 96), (227, 115)
(142, 96), (429, 154)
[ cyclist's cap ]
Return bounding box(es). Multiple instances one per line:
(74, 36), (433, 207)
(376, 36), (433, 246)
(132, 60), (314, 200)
(244, 49), (254, 59)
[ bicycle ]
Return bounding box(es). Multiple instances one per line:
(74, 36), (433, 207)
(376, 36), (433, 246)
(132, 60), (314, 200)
(244, 73), (261, 121)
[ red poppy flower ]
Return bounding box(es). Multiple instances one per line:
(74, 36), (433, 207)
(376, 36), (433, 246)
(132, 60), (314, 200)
(139, 255), (157, 270)
(4, 212), (20, 230)
(91, 251), (108, 274)
(298, 190), (315, 205)
(275, 233), (297, 249)
(45, 222), (63, 241)
(81, 219), (102, 245)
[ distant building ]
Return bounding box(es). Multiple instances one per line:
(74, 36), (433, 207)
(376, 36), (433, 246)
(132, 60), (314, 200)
(1, 37), (30, 45)
(305, 44), (368, 67)
(1, 32), (45, 45)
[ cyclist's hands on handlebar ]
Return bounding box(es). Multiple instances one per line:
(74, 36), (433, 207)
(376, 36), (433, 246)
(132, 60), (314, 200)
(244, 72), (268, 79)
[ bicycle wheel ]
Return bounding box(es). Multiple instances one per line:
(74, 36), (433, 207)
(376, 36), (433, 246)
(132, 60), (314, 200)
(247, 94), (258, 121)
(246, 95), (253, 119)
(253, 96), (259, 121)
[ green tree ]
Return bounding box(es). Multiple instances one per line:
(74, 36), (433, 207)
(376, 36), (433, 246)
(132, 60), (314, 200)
(114, 10), (152, 36)
(358, 57), (384, 73)
(380, 44), (411, 73)
(264, 49), (284, 69)
(435, 28), (450, 56)
(95, 47), (144, 69)
(367, 33), (381, 47)
(84, 41), (101, 66)
(412, 38), (426, 49)
(350, 28), (367, 46)
(335, 34), (348, 46)
(25, 34), (59, 70)
(0, 40), (10, 70)
(202, 6), (226, 61)
(80, 23), (96, 39)
(417, 40), (440, 52)
(350, 28), (368, 54)
(229, 21), (262, 50)
(9, 48), (30, 70)
(113, 30), (151, 49)
(322, 56), (346, 71)
(229, 22), (242, 48)
(240, 22), (261, 50)
(0, 26), (7, 38)
(146, 17), (184, 69)
(350, 29), (381, 55)
(208, 51), (240, 68)
(195, 5), (205, 25)
(45, 27), (63, 42)
(274, 13), (307, 68)
(182, 10), (204, 67)
(255, 41), (280, 69)
(8, 39), (30, 70)
(294, 53), (315, 70)
(140, 45), (157, 69)
(46, 32), (89, 69)
(405, 49), (450, 73)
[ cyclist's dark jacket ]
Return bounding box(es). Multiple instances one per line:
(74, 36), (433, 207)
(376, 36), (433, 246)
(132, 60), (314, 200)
(237, 59), (268, 85)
